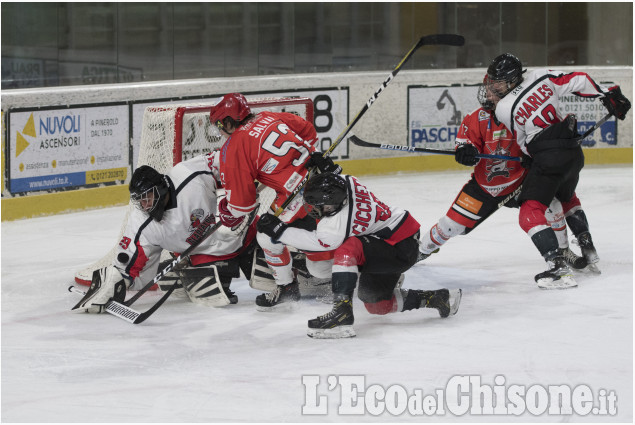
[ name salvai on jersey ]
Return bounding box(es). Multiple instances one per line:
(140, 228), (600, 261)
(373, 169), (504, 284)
(495, 69), (609, 155)
(278, 175), (420, 253)
(220, 111), (318, 216)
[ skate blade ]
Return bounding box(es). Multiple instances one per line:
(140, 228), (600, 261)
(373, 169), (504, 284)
(449, 289), (462, 316)
(307, 325), (356, 339)
(579, 263), (601, 275)
(256, 300), (299, 312)
(536, 274), (578, 289)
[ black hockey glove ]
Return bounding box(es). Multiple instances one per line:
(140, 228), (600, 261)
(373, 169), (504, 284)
(257, 213), (287, 242)
(306, 151), (342, 174)
(521, 154), (533, 169)
(601, 86), (631, 120)
(454, 143), (479, 166)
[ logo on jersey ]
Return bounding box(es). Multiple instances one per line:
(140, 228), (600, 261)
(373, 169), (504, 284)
(284, 171), (304, 192)
(261, 158), (279, 174)
(478, 110), (490, 121)
(318, 239), (331, 248)
(189, 209), (205, 232)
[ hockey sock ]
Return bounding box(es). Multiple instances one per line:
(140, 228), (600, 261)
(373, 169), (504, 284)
(530, 228), (561, 260)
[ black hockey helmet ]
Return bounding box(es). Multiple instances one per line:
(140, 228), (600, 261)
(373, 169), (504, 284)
(129, 165), (170, 221)
(303, 172), (348, 219)
(478, 53), (525, 110)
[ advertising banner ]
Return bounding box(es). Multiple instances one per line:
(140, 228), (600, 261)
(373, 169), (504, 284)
(408, 85), (617, 149)
(8, 105), (129, 193)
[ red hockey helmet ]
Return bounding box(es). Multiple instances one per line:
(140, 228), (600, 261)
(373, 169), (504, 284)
(209, 93), (251, 129)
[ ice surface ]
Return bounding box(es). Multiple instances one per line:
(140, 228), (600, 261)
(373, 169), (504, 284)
(1, 165), (632, 422)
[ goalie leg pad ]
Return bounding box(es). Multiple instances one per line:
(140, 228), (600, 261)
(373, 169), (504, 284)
(179, 265), (232, 307)
(249, 248), (278, 292)
(71, 266), (127, 314)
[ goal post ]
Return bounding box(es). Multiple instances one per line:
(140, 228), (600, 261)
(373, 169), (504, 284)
(74, 96), (314, 286)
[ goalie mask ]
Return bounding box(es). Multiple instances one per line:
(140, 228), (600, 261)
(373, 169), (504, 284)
(303, 172), (348, 219)
(129, 165), (170, 221)
(209, 93), (252, 133)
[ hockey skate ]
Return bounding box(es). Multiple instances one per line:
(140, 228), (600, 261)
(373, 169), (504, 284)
(307, 294), (356, 339)
(575, 232), (601, 274)
(255, 281), (301, 311)
(560, 247), (587, 270)
(410, 288), (462, 318)
(535, 256), (577, 289)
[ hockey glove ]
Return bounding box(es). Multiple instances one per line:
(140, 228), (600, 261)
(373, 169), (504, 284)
(218, 197), (245, 229)
(257, 213), (287, 242)
(306, 151), (342, 174)
(71, 266), (127, 313)
(601, 86), (631, 120)
(454, 143), (479, 166)
(521, 154), (533, 169)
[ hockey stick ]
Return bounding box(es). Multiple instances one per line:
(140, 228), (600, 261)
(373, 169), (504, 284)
(69, 285), (173, 324)
(350, 135), (521, 161)
(577, 112), (613, 142)
(273, 34), (465, 216)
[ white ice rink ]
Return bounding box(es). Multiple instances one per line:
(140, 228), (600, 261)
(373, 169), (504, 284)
(1, 165), (633, 422)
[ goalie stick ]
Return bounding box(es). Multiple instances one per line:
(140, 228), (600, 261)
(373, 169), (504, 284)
(350, 135), (521, 161)
(69, 285), (174, 324)
(273, 34), (465, 216)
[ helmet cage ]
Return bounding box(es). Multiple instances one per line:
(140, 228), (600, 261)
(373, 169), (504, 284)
(131, 185), (162, 214)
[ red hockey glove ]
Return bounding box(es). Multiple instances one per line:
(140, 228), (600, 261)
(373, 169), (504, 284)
(601, 86), (631, 120)
(455, 143), (479, 166)
(218, 197), (245, 229)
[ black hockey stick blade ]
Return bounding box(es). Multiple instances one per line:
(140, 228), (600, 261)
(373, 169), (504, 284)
(419, 34), (465, 47)
(350, 135), (521, 161)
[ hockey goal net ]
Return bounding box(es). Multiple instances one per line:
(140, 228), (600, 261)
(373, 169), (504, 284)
(75, 96), (314, 286)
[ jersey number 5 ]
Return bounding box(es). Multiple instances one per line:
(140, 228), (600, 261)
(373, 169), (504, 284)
(262, 124), (310, 166)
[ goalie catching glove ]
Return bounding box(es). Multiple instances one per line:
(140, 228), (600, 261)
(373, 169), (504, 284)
(305, 151), (342, 174)
(71, 266), (128, 313)
(601, 86), (631, 120)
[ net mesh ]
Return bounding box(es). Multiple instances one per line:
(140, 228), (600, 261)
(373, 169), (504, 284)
(74, 97), (313, 285)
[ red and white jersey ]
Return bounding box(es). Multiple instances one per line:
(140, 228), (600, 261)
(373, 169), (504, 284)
(278, 175), (421, 252)
(219, 111), (318, 217)
(115, 153), (253, 288)
(456, 107), (526, 197)
(495, 68), (610, 155)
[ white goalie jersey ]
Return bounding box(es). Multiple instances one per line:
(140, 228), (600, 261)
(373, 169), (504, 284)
(279, 175), (420, 252)
(114, 153), (254, 289)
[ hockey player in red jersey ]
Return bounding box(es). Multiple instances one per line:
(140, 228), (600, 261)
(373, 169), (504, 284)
(72, 151), (259, 313)
(257, 172), (462, 338)
(487, 53), (630, 287)
(209, 93), (340, 310)
(419, 78), (588, 279)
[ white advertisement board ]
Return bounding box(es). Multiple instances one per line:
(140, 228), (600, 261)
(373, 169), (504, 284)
(8, 105), (129, 193)
(408, 85), (616, 150)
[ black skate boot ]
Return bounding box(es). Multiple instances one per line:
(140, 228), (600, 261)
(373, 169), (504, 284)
(255, 281), (300, 311)
(560, 247), (587, 270)
(535, 256), (577, 289)
(576, 232), (600, 273)
(404, 288), (461, 318)
(307, 294), (355, 339)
